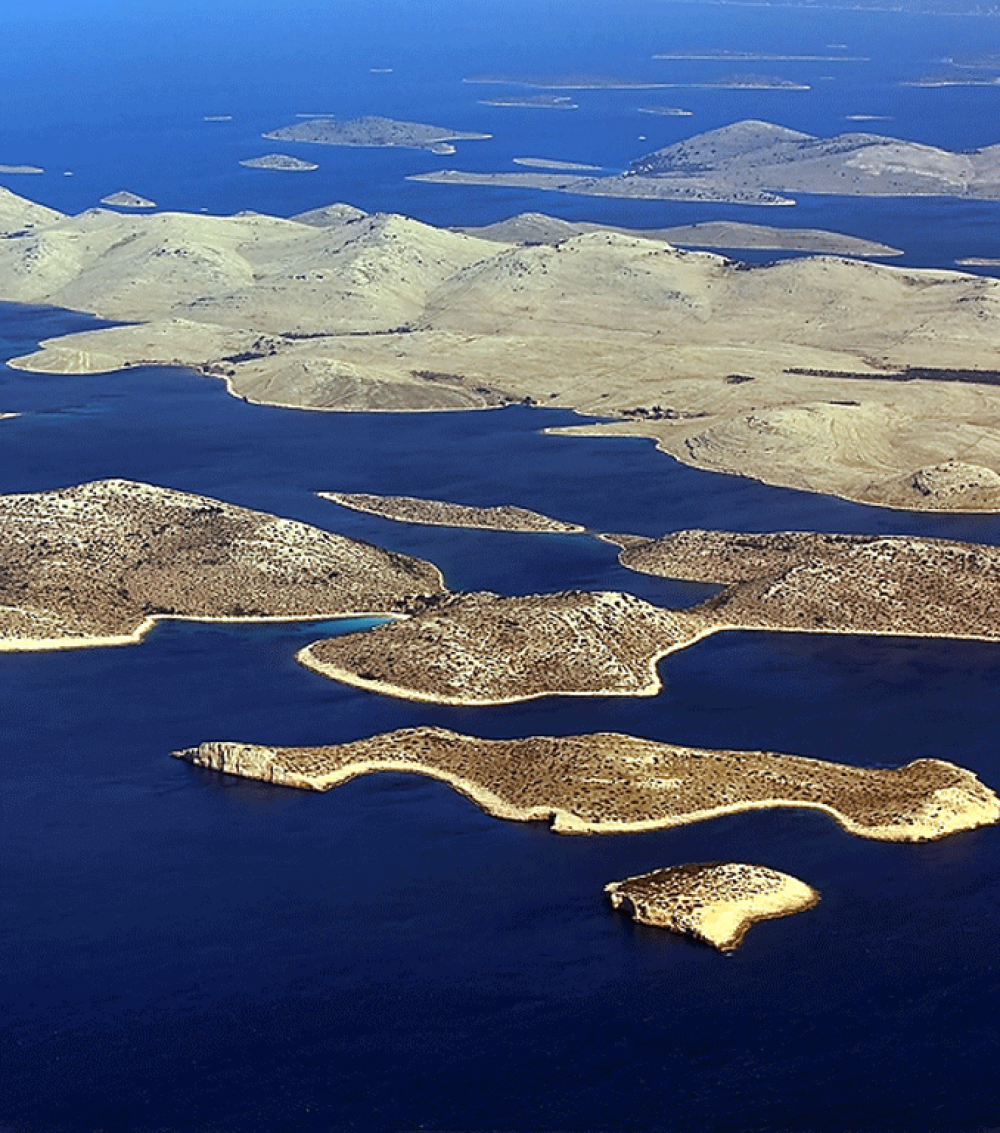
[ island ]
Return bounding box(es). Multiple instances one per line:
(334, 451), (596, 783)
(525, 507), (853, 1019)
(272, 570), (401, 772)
(464, 75), (676, 90)
(605, 863), (821, 951)
(656, 74), (811, 90)
(480, 95), (578, 109)
(100, 191), (156, 209)
(262, 115), (491, 154)
(0, 479), (444, 650)
(0, 164), (43, 174)
(240, 154), (318, 171)
(639, 106), (693, 116)
(7, 186), (1000, 509)
(652, 50), (866, 61)
(173, 726), (1000, 841)
(322, 491), (585, 532)
(511, 157), (601, 171)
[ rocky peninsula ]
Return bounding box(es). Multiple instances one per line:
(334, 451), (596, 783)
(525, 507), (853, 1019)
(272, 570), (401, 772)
(174, 727), (1000, 841)
(0, 479), (444, 650)
(605, 863), (821, 951)
(322, 491), (585, 533)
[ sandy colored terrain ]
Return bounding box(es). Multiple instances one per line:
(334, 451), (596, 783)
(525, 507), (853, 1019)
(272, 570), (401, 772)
(101, 191), (156, 208)
(605, 863), (820, 951)
(0, 479), (444, 650)
(297, 590), (704, 704)
(322, 491), (585, 533)
(173, 727), (1000, 842)
(6, 188), (1000, 507)
(0, 185), (63, 234)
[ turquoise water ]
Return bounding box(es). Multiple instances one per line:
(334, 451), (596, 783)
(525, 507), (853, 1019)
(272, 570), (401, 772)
(4, 3), (1000, 1130)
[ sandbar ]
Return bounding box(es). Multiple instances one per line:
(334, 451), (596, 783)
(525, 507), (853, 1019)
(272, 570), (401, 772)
(322, 491), (585, 533)
(0, 479), (444, 650)
(173, 727), (1000, 842)
(605, 863), (821, 951)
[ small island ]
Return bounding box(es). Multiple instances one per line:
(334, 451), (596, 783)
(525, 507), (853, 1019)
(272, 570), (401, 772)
(480, 95), (578, 109)
(511, 157), (601, 171)
(0, 164), (43, 174)
(322, 491), (585, 533)
(639, 106), (693, 116)
(605, 863), (821, 951)
(263, 115), (491, 154)
(174, 726), (1000, 842)
(100, 190), (156, 208)
(240, 154), (318, 171)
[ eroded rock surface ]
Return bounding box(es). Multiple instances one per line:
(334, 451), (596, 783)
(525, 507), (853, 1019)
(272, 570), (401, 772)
(605, 863), (821, 951)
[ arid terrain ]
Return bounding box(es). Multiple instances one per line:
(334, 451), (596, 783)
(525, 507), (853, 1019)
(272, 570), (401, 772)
(263, 115), (490, 154)
(0, 479), (444, 649)
(605, 863), (821, 951)
(322, 491), (585, 532)
(5, 186), (1000, 508)
(174, 727), (1000, 841)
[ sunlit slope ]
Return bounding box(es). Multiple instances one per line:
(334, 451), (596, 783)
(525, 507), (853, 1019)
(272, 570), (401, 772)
(6, 188), (1000, 507)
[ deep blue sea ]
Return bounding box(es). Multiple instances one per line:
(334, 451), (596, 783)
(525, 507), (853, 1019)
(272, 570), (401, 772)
(4, 3), (1000, 1131)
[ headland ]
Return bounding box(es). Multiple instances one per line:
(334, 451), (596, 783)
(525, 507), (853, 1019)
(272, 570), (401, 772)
(321, 491), (585, 533)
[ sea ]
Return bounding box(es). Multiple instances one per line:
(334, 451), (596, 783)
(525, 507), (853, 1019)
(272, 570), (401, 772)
(3, 2), (1000, 1130)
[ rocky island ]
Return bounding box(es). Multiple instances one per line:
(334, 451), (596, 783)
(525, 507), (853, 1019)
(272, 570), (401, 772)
(240, 154), (318, 171)
(322, 491), (585, 533)
(174, 726), (1000, 841)
(0, 479), (444, 650)
(605, 863), (821, 951)
(100, 191), (156, 208)
(262, 115), (490, 154)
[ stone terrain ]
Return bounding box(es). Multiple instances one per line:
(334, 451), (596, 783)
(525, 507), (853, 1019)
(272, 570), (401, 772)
(6, 187), (1000, 508)
(615, 529), (1000, 641)
(321, 491), (585, 533)
(605, 863), (821, 951)
(263, 116), (490, 154)
(295, 527), (1000, 703)
(297, 590), (703, 704)
(174, 726), (1000, 841)
(0, 479), (444, 649)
